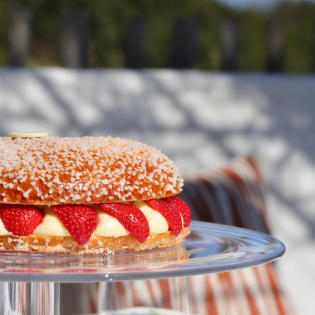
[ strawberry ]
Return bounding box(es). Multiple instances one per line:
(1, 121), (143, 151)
(51, 205), (99, 245)
(144, 200), (182, 236)
(0, 204), (43, 236)
(99, 203), (150, 243)
(163, 196), (191, 227)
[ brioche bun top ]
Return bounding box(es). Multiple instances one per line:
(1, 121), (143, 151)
(0, 136), (183, 205)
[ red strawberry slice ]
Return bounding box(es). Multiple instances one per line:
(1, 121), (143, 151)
(163, 196), (191, 227)
(99, 203), (150, 243)
(0, 204), (43, 236)
(51, 205), (99, 245)
(144, 200), (182, 236)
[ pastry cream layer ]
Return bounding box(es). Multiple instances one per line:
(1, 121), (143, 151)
(0, 201), (171, 237)
(0, 217), (11, 235)
(91, 204), (130, 237)
(33, 206), (71, 236)
(133, 201), (169, 234)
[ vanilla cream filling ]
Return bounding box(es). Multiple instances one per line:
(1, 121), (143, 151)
(0, 218), (11, 236)
(90, 204), (130, 237)
(133, 201), (169, 234)
(0, 201), (172, 238)
(33, 206), (71, 236)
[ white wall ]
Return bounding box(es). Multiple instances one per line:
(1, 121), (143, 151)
(1, 69), (314, 314)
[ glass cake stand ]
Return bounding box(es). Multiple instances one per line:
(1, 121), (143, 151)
(0, 221), (285, 315)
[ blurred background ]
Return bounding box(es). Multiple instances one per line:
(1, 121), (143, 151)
(0, 0), (315, 314)
(1, 0), (315, 71)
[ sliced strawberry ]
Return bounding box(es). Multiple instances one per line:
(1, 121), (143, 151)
(51, 205), (99, 245)
(0, 204), (43, 236)
(99, 203), (150, 243)
(163, 196), (191, 227)
(144, 200), (182, 236)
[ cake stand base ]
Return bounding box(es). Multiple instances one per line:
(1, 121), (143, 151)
(4, 282), (60, 315)
(0, 222), (285, 315)
(98, 277), (191, 315)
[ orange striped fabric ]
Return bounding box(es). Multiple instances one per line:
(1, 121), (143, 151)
(76, 157), (294, 315)
(102, 264), (294, 315)
(180, 157), (270, 234)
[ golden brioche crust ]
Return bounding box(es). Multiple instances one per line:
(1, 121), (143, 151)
(0, 228), (190, 255)
(0, 136), (183, 205)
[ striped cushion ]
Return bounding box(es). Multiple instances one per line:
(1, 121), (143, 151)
(73, 157), (293, 315)
(179, 157), (270, 234)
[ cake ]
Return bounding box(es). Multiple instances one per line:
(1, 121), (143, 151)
(0, 134), (191, 255)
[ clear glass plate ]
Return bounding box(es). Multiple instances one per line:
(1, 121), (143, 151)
(0, 221), (285, 282)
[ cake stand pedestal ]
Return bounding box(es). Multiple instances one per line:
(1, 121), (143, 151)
(0, 222), (285, 315)
(4, 282), (59, 315)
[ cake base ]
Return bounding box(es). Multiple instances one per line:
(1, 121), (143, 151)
(0, 228), (190, 255)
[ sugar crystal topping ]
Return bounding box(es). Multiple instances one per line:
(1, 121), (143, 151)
(0, 136), (183, 204)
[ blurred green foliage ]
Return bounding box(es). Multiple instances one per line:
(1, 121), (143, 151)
(0, 0), (315, 72)
(0, 0), (7, 65)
